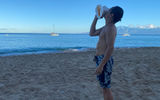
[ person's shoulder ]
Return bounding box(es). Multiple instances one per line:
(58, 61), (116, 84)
(104, 25), (114, 32)
(109, 24), (116, 30)
(105, 25), (116, 36)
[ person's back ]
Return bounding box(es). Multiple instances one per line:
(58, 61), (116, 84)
(89, 6), (124, 100)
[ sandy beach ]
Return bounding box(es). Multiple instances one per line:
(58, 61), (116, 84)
(0, 47), (160, 100)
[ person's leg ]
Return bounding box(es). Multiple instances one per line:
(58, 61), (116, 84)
(103, 88), (113, 100)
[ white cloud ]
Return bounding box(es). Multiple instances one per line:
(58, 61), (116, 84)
(138, 24), (158, 29)
(129, 24), (160, 29)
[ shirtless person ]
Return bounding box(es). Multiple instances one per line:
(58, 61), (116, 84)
(89, 6), (123, 100)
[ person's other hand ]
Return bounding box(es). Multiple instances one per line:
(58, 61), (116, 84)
(95, 66), (103, 75)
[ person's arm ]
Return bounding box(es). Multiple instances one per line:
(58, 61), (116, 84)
(96, 27), (116, 74)
(89, 16), (103, 36)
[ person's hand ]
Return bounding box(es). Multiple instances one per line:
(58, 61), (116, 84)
(95, 66), (103, 75)
(100, 15), (104, 19)
(101, 10), (108, 18)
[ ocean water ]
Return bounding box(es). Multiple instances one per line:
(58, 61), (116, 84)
(0, 33), (160, 56)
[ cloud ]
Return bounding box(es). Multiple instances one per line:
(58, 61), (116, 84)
(117, 24), (160, 34)
(126, 24), (160, 29)
(137, 24), (159, 29)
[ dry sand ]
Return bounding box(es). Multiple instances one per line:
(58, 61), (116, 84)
(0, 47), (160, 100)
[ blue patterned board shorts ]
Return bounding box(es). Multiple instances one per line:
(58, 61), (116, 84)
(94, 55), (114, 88)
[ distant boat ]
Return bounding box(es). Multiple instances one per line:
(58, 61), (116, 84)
(50, 32), (59, 36)
(122, 33), (130, 37)
(50, 24), (59, 36)
(122, 29), (130, 36)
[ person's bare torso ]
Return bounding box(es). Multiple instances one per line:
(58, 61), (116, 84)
(96, 25), (116, 56)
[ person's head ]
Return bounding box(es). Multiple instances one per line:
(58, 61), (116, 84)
(104, 6), (124, 24)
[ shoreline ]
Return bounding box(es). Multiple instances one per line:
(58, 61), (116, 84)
(0, 46), (159, 57)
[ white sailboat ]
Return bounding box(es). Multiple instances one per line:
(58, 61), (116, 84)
(122, 33), (130, 36)
(50, 24), (59, 36)
(122, 29), (130, 37)
(50, 32), (59, 36)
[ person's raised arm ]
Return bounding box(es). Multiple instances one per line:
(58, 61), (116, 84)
(89, 16), (103, 36)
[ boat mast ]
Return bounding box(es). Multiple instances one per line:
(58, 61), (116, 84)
(53, 24), (55, 33)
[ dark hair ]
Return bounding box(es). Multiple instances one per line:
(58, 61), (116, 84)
(110, 6), (124, 24)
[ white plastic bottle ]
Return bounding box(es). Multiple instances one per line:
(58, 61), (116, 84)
(95, 5), (109, 19)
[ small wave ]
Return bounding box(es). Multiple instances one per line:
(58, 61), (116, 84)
(0, 47), (90, 56)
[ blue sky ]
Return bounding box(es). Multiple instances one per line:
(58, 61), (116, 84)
(0, 0), (160, 33)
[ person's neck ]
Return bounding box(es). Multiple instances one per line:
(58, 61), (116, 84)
(105, 21), (114, 26)
(105, 18), (114, 25)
